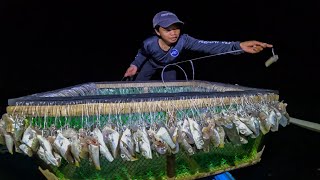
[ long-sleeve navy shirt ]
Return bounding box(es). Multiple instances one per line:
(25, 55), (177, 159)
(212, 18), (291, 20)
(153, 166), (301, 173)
(131, 34), (243, 69)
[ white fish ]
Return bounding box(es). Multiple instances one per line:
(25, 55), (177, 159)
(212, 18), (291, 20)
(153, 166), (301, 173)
(19, 143), (33, 157)
(53, 133), (75, 165)
(210, 126), (220, 147)
(180, 138), (194, 155)
(22, 126), (39, 152)
(181, 119), (195, 144)
(37, 135), (59, 166)
(2, 113), (14, 133)
(93, 127), (114, 162)
(102, 126), (120, 158)
(4, 133), (14, 154)
(259, 111), (271, 134)
(233, 118), (253, 136)
(268, 110), (279, 132)
(62, 128), (78, 139)
(215, 126), (225, 148)
(156, 127), (176, 149)
(88, 144), (101, 170)
(53, 151), (62, 167)
(70, 136), (81, 165)
(223, 122), (241, 146)
(136, 128), (152, 159)
(120, 128), (137, 161)
(188, 118), (204, 149)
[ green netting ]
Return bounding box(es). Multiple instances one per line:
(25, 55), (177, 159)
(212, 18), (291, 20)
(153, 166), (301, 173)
(48, 134), (262, 180)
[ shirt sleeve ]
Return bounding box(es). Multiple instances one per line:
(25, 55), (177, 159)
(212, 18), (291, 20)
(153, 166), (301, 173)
(130, 49), (148, 69)
(183, 34), (244, 55)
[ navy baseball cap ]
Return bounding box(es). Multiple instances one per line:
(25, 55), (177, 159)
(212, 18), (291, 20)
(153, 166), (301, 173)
(152, 11), (184, 28)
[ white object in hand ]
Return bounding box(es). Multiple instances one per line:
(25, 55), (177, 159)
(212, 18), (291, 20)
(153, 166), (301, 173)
(265, 55), (279, 67)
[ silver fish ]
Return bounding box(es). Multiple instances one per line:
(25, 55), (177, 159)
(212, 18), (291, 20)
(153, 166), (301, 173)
(62, 128), (78, 139)
(233, 117), (253, 136)
(170, 127), (180, 154)
(136, 128), (152, 159)
(19, 143), (33, 157)
(120, 128), (137, 161)
(259, 111), (271, 134)
(148, 129), (168, 155)
(132, 130), (140, 153)
(102, 126), (120, 158)
(210, 126), (220, 147)
(0, 130), (5, 145)
(93, 127), (114, 162)
(70, 136), (81, 165)
(215, 126), (225, 148)
(53, 133), (75, 165)
(238, 116), (258, 135)
(180, 138), (194, 155)
(53, 151), (62, 167)
(188, 118), (204, 149)
(268, 110), (279, 132)
(2, 113), (14, 133)
(223, 122), (241, 146)
(4, 132), (14, 154)
(88, 144), (101, 170)
(156, 127), (176, 149)
(22, 126), (39, 152)
(37, 135), (59, 166)
(181, 119), (195, 144)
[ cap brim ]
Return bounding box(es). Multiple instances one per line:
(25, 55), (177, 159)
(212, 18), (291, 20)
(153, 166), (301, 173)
(157, 20), (184, 28)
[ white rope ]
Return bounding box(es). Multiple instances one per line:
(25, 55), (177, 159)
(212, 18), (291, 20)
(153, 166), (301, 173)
(161, 49), (244, 83)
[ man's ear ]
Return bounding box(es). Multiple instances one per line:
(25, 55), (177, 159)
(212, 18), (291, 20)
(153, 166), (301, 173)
(154, 29), (160, 36)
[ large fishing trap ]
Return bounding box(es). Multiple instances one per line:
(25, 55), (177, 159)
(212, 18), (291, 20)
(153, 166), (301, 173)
(0, 80), (290, 179)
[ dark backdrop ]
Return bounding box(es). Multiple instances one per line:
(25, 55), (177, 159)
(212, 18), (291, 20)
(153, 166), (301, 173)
(0, 0), (319, 179)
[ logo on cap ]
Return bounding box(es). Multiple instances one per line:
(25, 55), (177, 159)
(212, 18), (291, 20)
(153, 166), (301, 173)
(170, 49), (179, 57)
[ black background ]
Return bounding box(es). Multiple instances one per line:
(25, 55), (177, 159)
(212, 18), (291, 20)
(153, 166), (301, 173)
(0, 0), (319, 179)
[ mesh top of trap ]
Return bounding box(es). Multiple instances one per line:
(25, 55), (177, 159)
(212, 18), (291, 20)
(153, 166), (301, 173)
(8, 80), (277, 106)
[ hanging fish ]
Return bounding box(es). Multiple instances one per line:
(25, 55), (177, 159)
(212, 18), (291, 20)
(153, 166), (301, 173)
(136, 128), (152, 159)
(70, 136), (81, 165)
(102, 125), (120, 158)
(180, 138), (195, 155)
(37, 135), (59, 166)
(188, 118), (204, 150)
(210, 126), (220, 148)
(268, 109), (279, 132)
(53, 133), (76, 165)
(233, 116), (253, 137)
(62, 128), (78, 139)
(156, 127), (176, 149)
(19, 143), (33, 157)
(120, 128), (137, 161)
(92, 127), (114, 162)
(215, 126), (225, 148)
(272, 106), (288, 127)
(2, 113), (14, 133)
(4, 132), (14, 154)
(259, 111), (272, 134)
(202, 125), (212, 152)
(22, 126), (40, 152)
(223, 122), (241, 146)
(148, 129), (168, 155)
(169, 126), (180, 154)
(88, 143), (101, 170)
(181, 119), (195, 144)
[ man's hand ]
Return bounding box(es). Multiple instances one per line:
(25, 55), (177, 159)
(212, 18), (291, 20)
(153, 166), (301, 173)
(124, 65), (138, 77)
(240, 40), (273, 54)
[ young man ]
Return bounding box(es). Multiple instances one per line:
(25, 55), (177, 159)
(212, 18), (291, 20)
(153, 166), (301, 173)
(124, 10), (273, 81)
